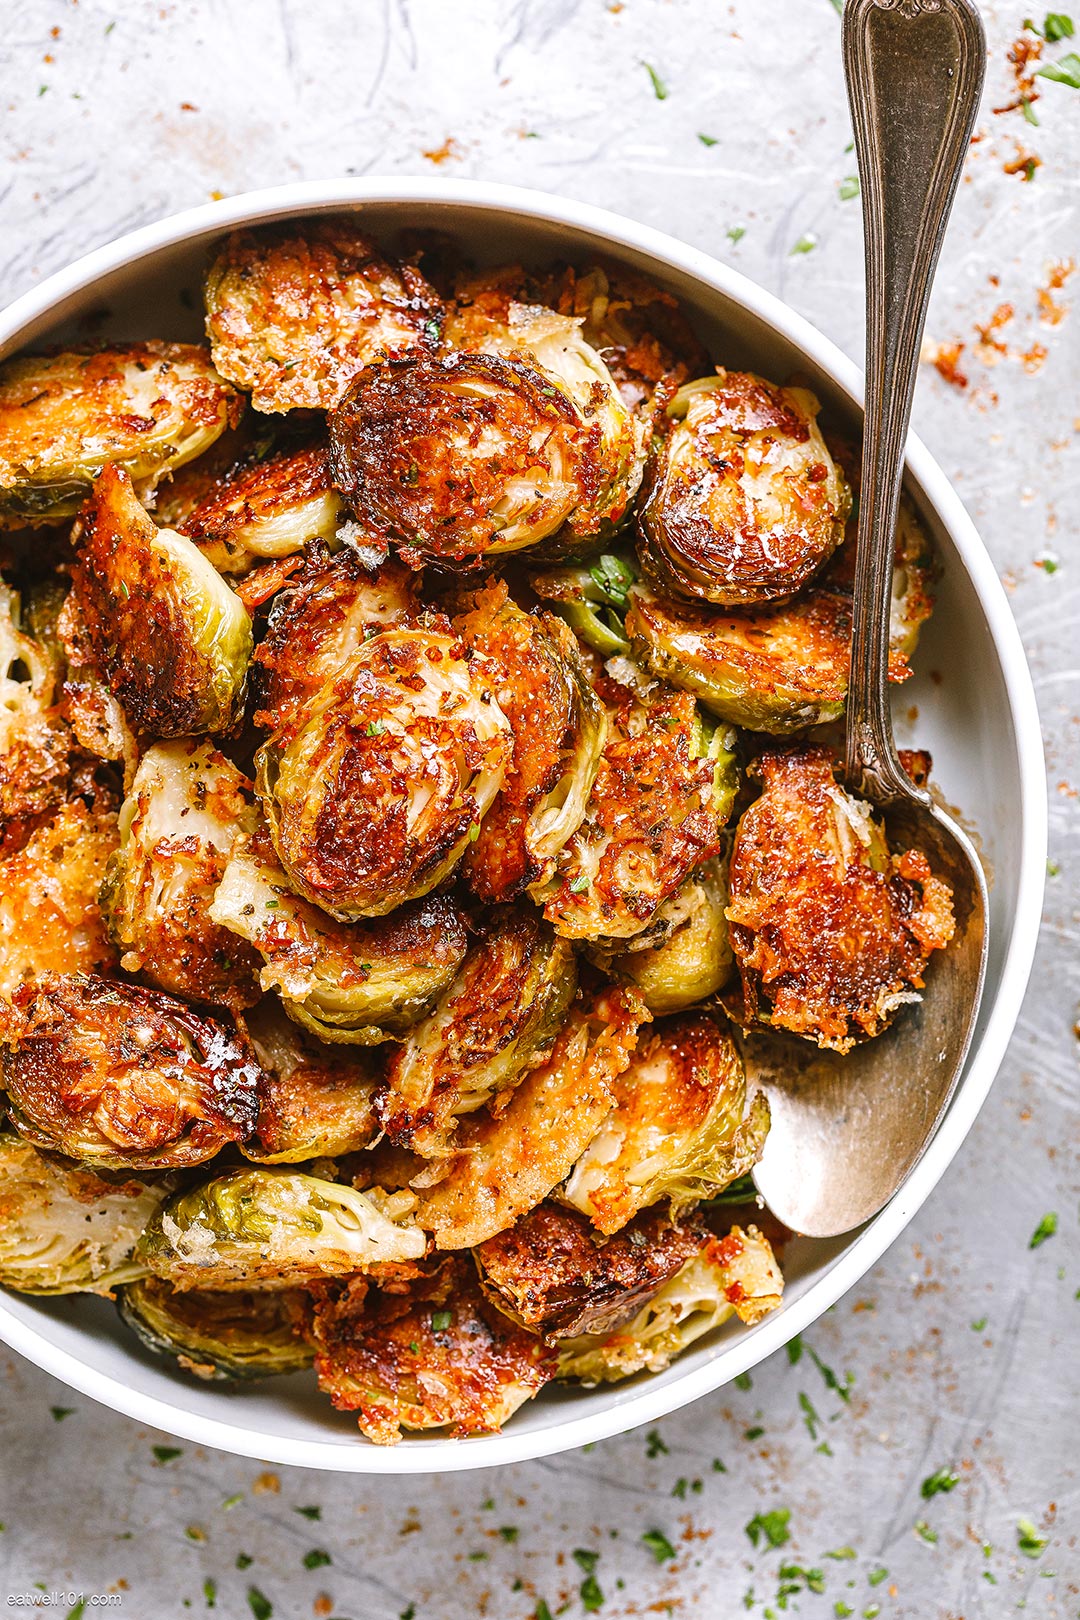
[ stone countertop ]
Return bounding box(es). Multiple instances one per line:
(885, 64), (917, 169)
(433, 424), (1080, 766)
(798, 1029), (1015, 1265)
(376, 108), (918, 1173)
(1, 2), (1078, 1616)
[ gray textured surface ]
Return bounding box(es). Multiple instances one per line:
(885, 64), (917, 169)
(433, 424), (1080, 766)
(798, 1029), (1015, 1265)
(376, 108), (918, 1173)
(1, 2), (1078, 1616)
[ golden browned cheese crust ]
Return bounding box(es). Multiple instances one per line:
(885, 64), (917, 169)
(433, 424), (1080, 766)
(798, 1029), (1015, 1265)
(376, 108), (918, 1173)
(0, 796), (119, 996)
(726, 747), (956, 1052)
(242, 1001), (380, 1162)
(0, 582), (75, 852)
(638, 371), (849, 607)
(178, 440), (342, 572)
(327, 352), (588, 567)
(204, 218), (442, 413)
(0, 974), (261, 1170)
(474, 1202), (707, 1340)
(305, 1255), (556, 1444)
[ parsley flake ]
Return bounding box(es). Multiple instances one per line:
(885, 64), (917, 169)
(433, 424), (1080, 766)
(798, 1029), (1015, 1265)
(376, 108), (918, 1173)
(152, 1445), (183, 1464)
(642, 1529), (677, 1563)
(646, 1428), (668, 1457)
(246, 1591), (272, 1620)
(839, 175), (860, 200)
(1037, 50), (1080, 85)
(791, 233), (818, 255)
(1030, 1212), (1058, 1247)
(431, 1309), (452, 1331)
(1017, 1517), (1048, 1557)
(50, 1406), (74, 1422)
(913, 1519), (938, 1544)
(499, 1525), (519, 1543)
(302, 1549), (331, 1570)
(1044, 12), (1076, 40)
(642, 61), (668, 100)
(921, 1465), (960, 1498)
(698, 133), (719, 146)
(294, 1505), (321, 1521)
(745, 1508), (791, 1549)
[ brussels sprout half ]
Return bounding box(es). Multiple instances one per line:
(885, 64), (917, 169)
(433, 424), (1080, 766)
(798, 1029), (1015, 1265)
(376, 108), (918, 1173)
(0, 1133), (169, 1296)
(1, 974), (261, 1171)
(179, 440), (343, 575)
(589, 856), (733, 1014)
(563, 1009), (770, 1234)
(255, 619), (511, 920)
(241, 999), (380, 1162)
(377, 908), (577, 1158)
(535, 670), (738, 944)
(101, 740), (261, 1009)
(328, 352), (588, 568)
(638, 372), (850, 608)
(204, 217), (443, 413)
(72, 465), (253, 736)
(556, 1225), (784, 1384)
(209, 833), (469, 1043)
(726, 746), (956, 1053)
(117, 1275), (312, 1381)
(137, 1167), (426, 1290)
(0, 580), (73, 850)
(0, 796), (119, 997)
(305, 1255), (556, 1444)
(453, 581), (607, 901)
(0, 343), (239, 528)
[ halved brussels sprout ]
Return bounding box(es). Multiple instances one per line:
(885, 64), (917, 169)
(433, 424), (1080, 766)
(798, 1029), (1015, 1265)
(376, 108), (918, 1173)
(71, 465), (253, 736)
(305, 1255), (555, 1444)
(204, 217), (443, 413)
(556, 1225), (784, 1384)
(0, 580), (73, 849)
(328, 352), (588, 567)
(473, 1202), (706, 1340)
(535, 671), (738, 943)
(0, 1133), (169, 1295)
(101, 740), (261, 1009)
(1, 974), (261, 1170)
(255, 618), (511, 919)
(209, 833), (469, 1042)
(137, 1167), (426, 1289)
(563, 1009), (770, 1234)
(0, 343), (239, 528)
(241, 998), (380, 1161)
(179, 440), (343, 575)
(590, 857), (733, 1014)
(377, 908), (578, 1158)
(638, 372), (850, 607)
(55, 589), (137, 773)
(117, 1275), (312, 1380)
(453, 581), (607, 901)
(0, 795), (119, 996)
(529, 551), (638, 658)
(412, 987), (650, 1250)
(726, 746), (956, 1052)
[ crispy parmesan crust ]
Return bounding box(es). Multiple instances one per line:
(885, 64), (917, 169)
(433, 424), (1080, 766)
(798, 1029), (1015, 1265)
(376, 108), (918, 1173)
(242, 1001), (380, 1162)
(179, 440), (342, 572)
(0, 796), (119, 996)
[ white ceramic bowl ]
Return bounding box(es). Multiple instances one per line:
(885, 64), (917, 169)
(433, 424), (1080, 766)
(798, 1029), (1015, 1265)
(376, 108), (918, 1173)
(0, 179), (1046, 1474)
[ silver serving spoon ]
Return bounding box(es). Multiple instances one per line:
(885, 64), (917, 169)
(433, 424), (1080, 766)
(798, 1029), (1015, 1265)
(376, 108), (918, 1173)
(747, 0), (990, 1237)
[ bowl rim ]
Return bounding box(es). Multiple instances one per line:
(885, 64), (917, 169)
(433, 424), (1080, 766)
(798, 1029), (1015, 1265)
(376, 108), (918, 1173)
(0, 176), (1047, 1474)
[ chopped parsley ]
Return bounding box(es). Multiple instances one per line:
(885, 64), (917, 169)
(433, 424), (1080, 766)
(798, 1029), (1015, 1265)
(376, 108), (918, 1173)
(744, 1425), (765, 1441)
(50, 1406), (74, 1422)
(294, 1505), (321, 1521)
(203, 1579), (217, 1608)
(826, 1546), (856, 1560)
(642, 1529), (677, 1563)
(246, 1592), (272, 1620)
(431, 1309), (453, 1331)
(921, 1465), (960, 1498)
(698, 132), (719, 146)
(1017, 1517), (1048, 1557)
(1030, 1211), (1058, 1247)
(745, 1508), (791, 1549)
(1037, 51), (1080, 85)
(152, 1445), (183, 1464)
(787, 1333), (803, 1365)
(839, 175), (860, 200)
(645, 1428), (668, 1457)
(1044, 13), (1076, 39)
(1022, 96), (1040, 124)
(913, 1519), (938, 1544)
(734, 1371), (753, 1391)
(236, 1554), (253, 1571)
(867, 1566), (888, 1586)
(589, 553), (636, 606)
(302, 1549), (331, 1570)
(580, 1573), (604, 1611)
(798, 1391), (821, 1441)
(573, 1549), (600, 1574)
(498, 1525), (519, 1543)
(534, 1605), (554, 1620)
(970, 1316), (988, 1332)
(726, 225), (747, 245)
(642, 61), (668, 100)
(791, 233), (818, 255)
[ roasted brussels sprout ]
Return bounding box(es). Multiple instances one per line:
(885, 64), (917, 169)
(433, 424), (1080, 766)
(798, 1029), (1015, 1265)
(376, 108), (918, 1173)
(726, 746), (956, 1052)
(529, 551), (638, 658)
(209, 833), (469, 1042)
(101, 740), (261, 1009)
(536, 671), (738, 943)
(563, 1010), (770, 1233)
(54, 589), (137, 773)
(179, 440), (343, 574)
(377, 908), (577, 1158)
(137, 1167), (426, 1289)
(305, 1256), (555, 1444)
(255, 616), (511, 919)
(1, 974), (261, 1170)
(0, 1133), (169, 1295)
(328, 352), (588, 568)
(0, 796), (119, 996)
(0, 343), (239, 528)
(453, 581), (607, 901)
(638, 372), (850, 607)
(474, 1202), (706, 1340)
(0, 580), (73, 850)
(412, 987), (650, 1250)
(204, 217), (442, 412)
(71, 465), (253, 736)
(242, 998), (380, 1161)
(555, 1225), (784, 1383)
(589, 857), (733, 1014)
(117, 1275), (312, 1380)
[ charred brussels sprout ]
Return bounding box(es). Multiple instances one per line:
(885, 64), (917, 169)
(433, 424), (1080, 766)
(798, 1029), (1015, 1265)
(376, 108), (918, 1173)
(590, 857), (733, 1014)
(638, 372), (850, 607)
(255, 617), (511, 919)
(0, 974), (261, 1171)
(179, 440), (343, 574)
(0, 580), (73, 850)
(529, 551), (638, 658)
(101, 741), (261, 1009)
(117, 1275), (312, 1380)
(0, 1133), (169, 1295)
(327, 352), (587, 568)
(305, 1256), (555, 1444)
(204, 217), (442, 413)
(0, 796), (119, 996)
(0, 343), (239, 528)
(556, 1225), (784, 1383)
(209, 833), (468, 1043)
(71, 465), (253, 736)
(536, 671), (738, 943)
(137, 1167), (426, 1289)
(563, 1009), (770, 1233)
(242, 1000), (380, 1161)
(454, 581), (606, 901)
(726, 746), (956, 1052)
(377, 908), (577, 1158)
